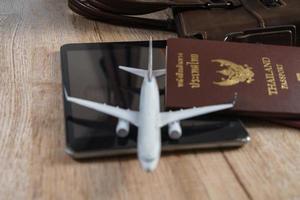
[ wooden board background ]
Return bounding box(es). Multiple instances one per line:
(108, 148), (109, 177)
(0, 1), (299, 199)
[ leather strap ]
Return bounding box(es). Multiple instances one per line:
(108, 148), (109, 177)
(89, 0), (241, 15)
(69, 0), (176, 31)
(88, 0), (171, 15)
(240, 0), (266, 28)
(68, 0), (241, 31)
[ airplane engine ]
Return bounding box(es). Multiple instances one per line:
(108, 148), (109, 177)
(168, 121), (182, 139)
(116, 119), (130, 137)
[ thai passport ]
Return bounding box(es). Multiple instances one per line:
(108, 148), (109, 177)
(166, 38), (300, 118)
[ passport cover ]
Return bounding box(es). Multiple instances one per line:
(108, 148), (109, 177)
(166, 38), (300, 118)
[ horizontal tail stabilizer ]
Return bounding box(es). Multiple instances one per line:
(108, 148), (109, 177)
(153, 69), (166, 77)
(119, 66), (147, 78)
(119, 66), (166, 78)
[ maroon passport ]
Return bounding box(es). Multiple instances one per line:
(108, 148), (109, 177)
(166, 38), (300, 118)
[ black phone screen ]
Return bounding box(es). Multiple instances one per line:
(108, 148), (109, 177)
(61, 41), (250, 158)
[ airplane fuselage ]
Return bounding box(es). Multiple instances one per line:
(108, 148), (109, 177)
(137, 76), (161, 171)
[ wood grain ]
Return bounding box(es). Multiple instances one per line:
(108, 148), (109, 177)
(0, 1), (299, 199)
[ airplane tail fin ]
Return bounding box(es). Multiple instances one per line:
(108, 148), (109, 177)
(147, 36), (166, 78)
(148, 37), (153, 80)
(119, 37), (166, 79)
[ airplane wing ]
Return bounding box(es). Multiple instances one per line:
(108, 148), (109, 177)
(159, 103), (233, 127)
(64, 89), (139, 127)
(153, 69), (166, 77)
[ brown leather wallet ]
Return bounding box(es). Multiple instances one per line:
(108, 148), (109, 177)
(174, 0), (300, 45)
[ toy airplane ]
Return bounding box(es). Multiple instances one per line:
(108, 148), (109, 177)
(64, 38), (235, 172)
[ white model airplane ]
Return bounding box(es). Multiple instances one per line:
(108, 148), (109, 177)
(64, 38), (235, 172)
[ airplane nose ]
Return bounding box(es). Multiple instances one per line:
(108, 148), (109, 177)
(140, 157), (159, 172)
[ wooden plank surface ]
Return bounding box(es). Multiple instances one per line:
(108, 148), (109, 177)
(0, 1), (299, 199)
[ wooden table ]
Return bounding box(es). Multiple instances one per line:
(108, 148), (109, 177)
(1, 1), (299, 199)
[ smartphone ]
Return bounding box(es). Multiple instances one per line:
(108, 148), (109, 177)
(60, 40), (250, 159)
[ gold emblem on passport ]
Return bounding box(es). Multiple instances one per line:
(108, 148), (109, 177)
(212, 59), (255, 86)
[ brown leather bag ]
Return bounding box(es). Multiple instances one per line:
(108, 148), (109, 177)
(68, 0), (299, 46)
